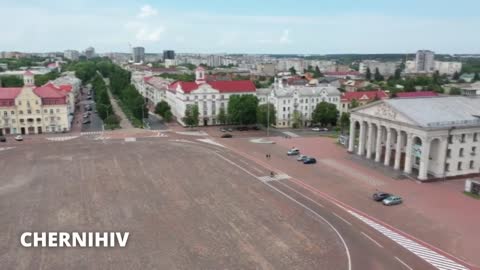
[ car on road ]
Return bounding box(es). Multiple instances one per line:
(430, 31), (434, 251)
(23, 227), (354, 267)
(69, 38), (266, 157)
(83, 114), (90, 118)
(0, 136), (6, 142)
(382, 196), (403, 206)
(83, 120), (91, 125)
(312, 127), (329, 132)
(287, 148), (300, 156)
(372, 192), (392, 202)
(87, 96), (92, 100)
(220, 128), (227, 132)
(297, 155), (308, 161)
(227, 128), (233, 132)
(14, 135), (23, 141)
(221, 133), (233, 138)
(303, 157), (317, 164)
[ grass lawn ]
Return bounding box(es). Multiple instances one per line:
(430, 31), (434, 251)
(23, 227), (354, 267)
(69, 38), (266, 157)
(463, 191), (480, 200)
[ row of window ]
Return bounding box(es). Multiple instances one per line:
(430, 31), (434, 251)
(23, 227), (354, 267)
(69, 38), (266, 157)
(2, 108), (62, 116)
(0, 117), (61, 125)
(187, 94), (230, 101)
(445, 161), (475, 172)
(447, 147), (477, 158)
(448, 133), (479, 144)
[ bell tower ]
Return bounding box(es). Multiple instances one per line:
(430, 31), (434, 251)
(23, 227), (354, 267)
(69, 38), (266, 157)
(195, 66), (206, 84)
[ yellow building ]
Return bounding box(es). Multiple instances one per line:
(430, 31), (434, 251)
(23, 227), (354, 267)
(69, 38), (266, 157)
(0, 71), (70, 135)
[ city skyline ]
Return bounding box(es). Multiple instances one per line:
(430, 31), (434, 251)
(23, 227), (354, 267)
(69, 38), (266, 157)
(1, 0), (480, 54)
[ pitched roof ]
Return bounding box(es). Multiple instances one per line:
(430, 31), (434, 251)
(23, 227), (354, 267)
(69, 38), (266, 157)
(34, 84), (67, 98)
(24, 70), (34, 76)
(396, 91), (438, 98)
(341, 90), (388, 102)
(0, 87), (22, 99)
(169, 80), (256, 94)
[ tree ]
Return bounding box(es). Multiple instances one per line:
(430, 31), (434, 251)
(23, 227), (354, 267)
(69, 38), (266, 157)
(163, 110), (173, 122)
(453, 71), (460, 80)
(339, 112), (350, 134)
(0, 75), (23, 87)
(183, 104), (199, 127)
(474, 72), (480, 82)
(312, 102), (339, 127)
(350, 99), (360, 109)
(449, 87), (462, 95)
(394, 68), (402, 80)
(155, 101), (171, 117)
(217, 107), (227, 125)
(289, 66), (297, 76)
(104, 115), (120, 129)
(227, 95), (259, 125)
(374, 68), (384, 81)
(292, 111), (303, 128)
(365, 67), (372, 81)
(314, 66), (323, 78)
(256, 103), (276, 127)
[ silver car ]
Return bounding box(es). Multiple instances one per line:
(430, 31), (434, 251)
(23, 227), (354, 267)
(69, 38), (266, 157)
(382, 196), (403, 206)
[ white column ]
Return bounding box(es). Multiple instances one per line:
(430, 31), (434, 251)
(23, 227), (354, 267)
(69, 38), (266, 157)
(384, 128), (393, 166)
(404, 134), (414, 174)
(375, 125), (383, 162)
(438, 137), (449, 177)
(394, 129), (403, 170)
(418, 138), (431, 180)
(366, 122), (374, 159)
(357, 121), (366, 156)
(348, 120), (356, 153)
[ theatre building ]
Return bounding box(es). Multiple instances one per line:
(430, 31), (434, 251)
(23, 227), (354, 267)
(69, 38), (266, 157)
(348, 96), (480, 180)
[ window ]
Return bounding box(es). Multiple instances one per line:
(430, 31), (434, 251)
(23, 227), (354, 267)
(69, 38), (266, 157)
(36, 110), (40, 114)
(461, 134), (466, 143)
(11, 111), (14, 115)
(459, 148), (464, 157)
(448, 135), (453, 144)
(446, 149), (451, 158)
(3, 111), (7, 116)
(27, 110), (31, 114)
(44, 109), (47, 113)
(50, 109), (54, 114)
(445, 162), (449, 172)
(186, 96), (189, 101)
(18, 101), (22, 105)
(472, 147), (477, 155)
(457, 162), (462, 171)
(470, 161), (474, 169)
(474, 133), (478, 142)
(56, 109), (60, 113)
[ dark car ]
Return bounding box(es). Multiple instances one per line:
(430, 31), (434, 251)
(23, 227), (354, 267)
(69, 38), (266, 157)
(252, 126), (260, 130)
(372, 192), (391, 202)
(0, 136), (6, 142)
(237, 126), (249, 131)
(303, 157), (317, 164)
(221, 133), (233, 138)
(82, 120), (91, 125)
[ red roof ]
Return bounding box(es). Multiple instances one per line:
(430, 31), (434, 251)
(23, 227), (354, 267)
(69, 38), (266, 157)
(0, 87), (22, 99)
(341, 90), (388, 102)
(169, 80), (256, 94)
(24, 70), (34, 76)
(396, 91), (438, 98)
(34, 84), (67, 99)
(58, 85), (72, 92)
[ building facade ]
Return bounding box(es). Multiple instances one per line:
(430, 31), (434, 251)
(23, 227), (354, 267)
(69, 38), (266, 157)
(434, 61), (462, 76)
(348, 96), (480, 180)
(257, 79), (341, 128)
(85, 47), (95, 59)
(359, 61), (398, 76)
(0, 71), (71, 135)
(339, 91), (388, 114)
(163, 50), (175, 60)
(415, 50), (435, 73)
(64, 50), (80, 61)
(132, 47), (145, 63)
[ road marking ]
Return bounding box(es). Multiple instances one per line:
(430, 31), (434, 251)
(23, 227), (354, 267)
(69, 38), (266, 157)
(395, 257), (413, 270)
(276, 181), (324, 208)
(252, 167), (263, 174)
(282, 131), (300, 138)
(349, 211), (469, 270)
(197, 138), (225, 148)
(125, 137), (136, 142)
(81, 131), (105, 135)
(238, 159), (249, 165)
(257, 173), (290, 182)
(333, 212), (352, 226)
(214, 152), (351, 270)
(361, 231), (383, 248)
(46, 136), (79, 142)
(0, 147), (15, 152)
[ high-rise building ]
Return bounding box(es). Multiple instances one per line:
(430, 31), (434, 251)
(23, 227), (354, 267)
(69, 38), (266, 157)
(85, 47), (95, 59)
(64, 50), (80, 61)
(132, 47), (145, 63)
(415, 50), (435, 73)
(163, 50), (175, 60)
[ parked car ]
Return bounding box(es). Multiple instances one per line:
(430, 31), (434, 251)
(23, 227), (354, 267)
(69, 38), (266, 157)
(303, 157), (317, 164)
(83, 114), (90, 119)
(312, 127), (329, 132)
(0, 136), (6, 142)
(83, 120), (91, 125)
(287, 148), (300, 156)
(372, 192), (391, 202)
(221, 133), (233, 138)
(14, 135), (23, 141)
(382, 196), (403, 206)
(297, 155), (308, 162)
(220, 128), (227, 132)
(226, 128), (233, 132)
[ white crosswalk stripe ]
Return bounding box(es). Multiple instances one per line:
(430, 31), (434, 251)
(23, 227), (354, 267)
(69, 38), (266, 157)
(0, 147), (15, 152)
(348, 210), (469, 270)
(257, 173), (290, 182)
(94, 136), (110, 141)
(80, 131), (108, 136)
(46, 136), (79, 142)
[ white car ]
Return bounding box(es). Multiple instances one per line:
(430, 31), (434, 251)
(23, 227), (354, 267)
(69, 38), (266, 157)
(15, 135), (23, 141)
(312, 127), (328, 132)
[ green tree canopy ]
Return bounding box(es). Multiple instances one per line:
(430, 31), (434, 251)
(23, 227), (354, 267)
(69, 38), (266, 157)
(365, 67), (372, 81)
(374, 68), (384, 81)
(227, 95), (259, 125)
(256, 103), (276, 127)
(217, 107), (227, 125)
(339, 112), (350, 133)
(183, 104), (199, 126)
(155, 101), (171, 117)
(289, 66), (297, 76)
(312, 101), (339, 127)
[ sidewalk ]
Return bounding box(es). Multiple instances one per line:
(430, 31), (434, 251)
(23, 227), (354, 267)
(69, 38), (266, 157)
(103, 77), (133, 129)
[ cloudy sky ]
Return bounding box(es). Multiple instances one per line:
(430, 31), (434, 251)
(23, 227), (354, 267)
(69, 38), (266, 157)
(1, 0), (479, 54)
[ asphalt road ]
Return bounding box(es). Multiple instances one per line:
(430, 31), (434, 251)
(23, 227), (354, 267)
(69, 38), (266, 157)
(0, 135), (472, 269)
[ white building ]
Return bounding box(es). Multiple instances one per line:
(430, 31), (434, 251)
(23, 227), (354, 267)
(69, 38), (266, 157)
(349, 96), (480, 181)
(359, 60), (398, 76)
(64, 50), (80, 61)
(434, 61), (462, 76)
(415, 50), (435, 73)
(257, 79), (341, 128)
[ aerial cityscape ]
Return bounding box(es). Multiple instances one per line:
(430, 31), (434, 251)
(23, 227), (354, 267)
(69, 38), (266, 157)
(1, 1), (480, 270)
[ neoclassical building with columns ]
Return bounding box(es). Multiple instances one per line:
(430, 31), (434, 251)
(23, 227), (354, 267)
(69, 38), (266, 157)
(348, 96), (480, 181)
